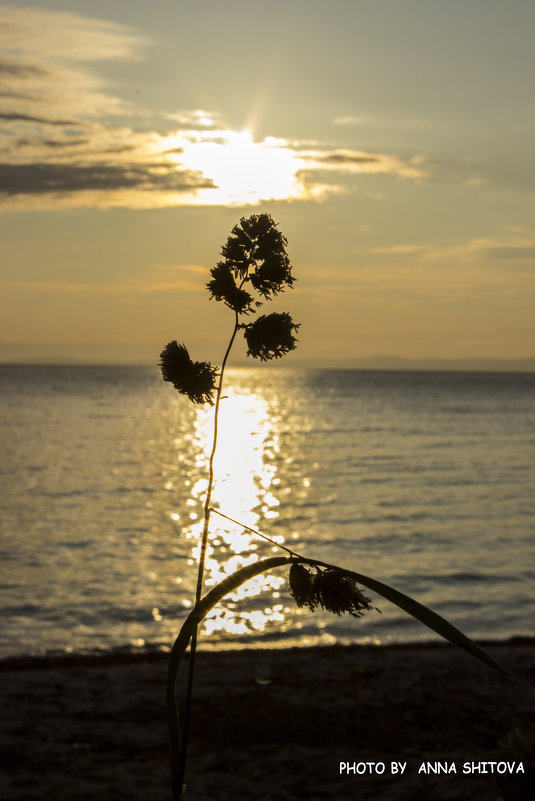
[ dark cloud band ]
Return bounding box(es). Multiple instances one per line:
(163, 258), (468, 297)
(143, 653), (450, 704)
(0, 162), (214, 196)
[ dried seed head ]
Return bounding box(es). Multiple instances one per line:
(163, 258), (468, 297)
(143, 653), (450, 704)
(221, 214), (294, 291)
(313, 570), (375, 618)
(249, 251), (295, 299)
(289, 563), (317, 611)
(159, 341), (218, 405)
(207, 262), (254, 313)
(242, 312), (299, 361)
(289, 562), (377, 619)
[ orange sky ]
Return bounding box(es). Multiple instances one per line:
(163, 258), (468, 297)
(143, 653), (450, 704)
(1, 1), (534, 369)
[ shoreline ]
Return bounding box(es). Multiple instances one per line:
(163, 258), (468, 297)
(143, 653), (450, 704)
(2, 634), (534, 671)
(1, 638), (533, 799)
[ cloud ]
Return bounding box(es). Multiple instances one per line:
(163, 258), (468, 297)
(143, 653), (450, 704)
(419, 237), (535, 266)
(300, 150), (427, 180)
(302, 239), (535, 306)
(0, 61), (49, 79)
(0, 111), (79, 126)
(372, 245), (427, 255)
(332, 115), (376, 127)
(0, 5), (144, 123)
(0, 162), (213, 196)
(0, 6), (426, 211)
(0, 6), (143, 61)
(165, 110), (222, 129)
(315, 153), (380, 165)
(429, 153), (535, 195)
(2, 264), (209, 296)
(370, 236), (535, 267)
(485, 246), (535, 263)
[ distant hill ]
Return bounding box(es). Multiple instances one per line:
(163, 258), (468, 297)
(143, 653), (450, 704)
(293, 355), (535, 373)
(1, 343), (534, 373)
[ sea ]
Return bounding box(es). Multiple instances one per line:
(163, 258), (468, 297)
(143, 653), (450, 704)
(0, 364), (533, 660)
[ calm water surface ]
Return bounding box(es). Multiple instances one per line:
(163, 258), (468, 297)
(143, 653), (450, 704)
(0, 365), (533, 658)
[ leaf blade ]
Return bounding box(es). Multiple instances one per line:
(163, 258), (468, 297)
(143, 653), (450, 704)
(312, 562), (515, 680)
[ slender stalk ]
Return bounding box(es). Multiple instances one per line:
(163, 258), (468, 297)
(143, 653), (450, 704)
(195, 313), (239, 603)
(209, 507), (298, 557)
(173, 312), (239, 799)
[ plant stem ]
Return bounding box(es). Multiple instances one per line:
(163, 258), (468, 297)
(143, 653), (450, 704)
(209, 507), (297, 557)
(174, 312), (239, 799)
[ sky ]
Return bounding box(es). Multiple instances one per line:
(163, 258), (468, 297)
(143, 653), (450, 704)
(1, 0), (534, 369)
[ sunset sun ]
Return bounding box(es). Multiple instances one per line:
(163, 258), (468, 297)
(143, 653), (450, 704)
(172, 128), (304, 205)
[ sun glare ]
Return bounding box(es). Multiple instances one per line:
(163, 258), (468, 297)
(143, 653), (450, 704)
(168, 128), (304, 205)
(182, 386), (290, 638)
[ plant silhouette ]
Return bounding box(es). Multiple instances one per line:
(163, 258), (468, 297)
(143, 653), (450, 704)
(160, 214), (512, 801)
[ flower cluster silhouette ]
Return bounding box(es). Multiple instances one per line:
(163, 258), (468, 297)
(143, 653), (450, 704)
(160, 214), (299, 405)
(289, 562), (376, 618)
(159, 341), (218, 405)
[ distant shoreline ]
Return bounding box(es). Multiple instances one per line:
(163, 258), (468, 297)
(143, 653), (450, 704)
(1, 357), (535, 372)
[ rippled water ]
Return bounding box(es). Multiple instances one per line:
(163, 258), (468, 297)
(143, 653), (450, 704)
(0, 364), (533, 658)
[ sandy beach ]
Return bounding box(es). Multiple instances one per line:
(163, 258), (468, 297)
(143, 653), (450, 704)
(1, 639), (533, 800)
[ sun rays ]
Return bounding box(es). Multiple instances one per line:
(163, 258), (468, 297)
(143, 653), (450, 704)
(165, 128), (306, 205)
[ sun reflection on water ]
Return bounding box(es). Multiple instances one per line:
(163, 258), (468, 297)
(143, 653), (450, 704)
(180, 384), (292, 639)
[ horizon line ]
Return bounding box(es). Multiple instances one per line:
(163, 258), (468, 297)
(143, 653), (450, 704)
(1, 355), (534, 374)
